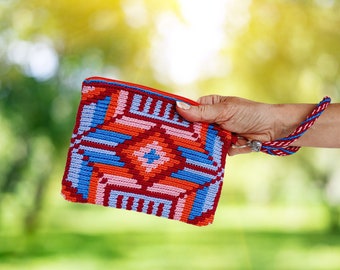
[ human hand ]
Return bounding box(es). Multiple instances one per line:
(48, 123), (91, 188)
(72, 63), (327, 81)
(177, 95), (339, 155)
(176, 95), (288, 155)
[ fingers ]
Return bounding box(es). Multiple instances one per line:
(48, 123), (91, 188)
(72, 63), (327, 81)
(176, 101), (217, 123)
(176, 99), (227, 123)
(197, 95), (224, 105)
(228, 137), (253, 156)
(228, 147), (252, 156)
(176, 99), (248, 156)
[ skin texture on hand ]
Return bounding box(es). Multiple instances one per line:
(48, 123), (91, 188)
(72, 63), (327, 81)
(176, 95), (340, 155)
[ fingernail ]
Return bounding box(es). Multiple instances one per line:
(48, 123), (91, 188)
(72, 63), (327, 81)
(176, 101), (191, 110)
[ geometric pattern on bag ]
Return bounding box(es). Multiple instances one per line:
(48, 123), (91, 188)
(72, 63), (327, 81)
(62, 77), (233, 226)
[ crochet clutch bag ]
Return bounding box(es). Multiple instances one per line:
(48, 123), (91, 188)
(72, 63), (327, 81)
(62, 77), (234, 226)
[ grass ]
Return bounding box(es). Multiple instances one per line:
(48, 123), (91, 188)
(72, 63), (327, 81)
(2, 230), (340, 270)
(1, 204), (340, 270)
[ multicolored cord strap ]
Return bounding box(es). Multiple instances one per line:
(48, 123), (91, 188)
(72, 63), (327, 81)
(244, 96), (331, 156)
(261, 96), (331, 155)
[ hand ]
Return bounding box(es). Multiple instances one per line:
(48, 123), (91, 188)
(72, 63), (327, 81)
(177, 95), (340, 155)
(176, 95), (278, 155)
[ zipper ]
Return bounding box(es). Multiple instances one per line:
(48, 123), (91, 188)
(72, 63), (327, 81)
(84, 76), (200, 106)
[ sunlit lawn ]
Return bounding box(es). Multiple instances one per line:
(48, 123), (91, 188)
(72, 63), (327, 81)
(2, 204), (340, 270)
(2, 229), (340, 270)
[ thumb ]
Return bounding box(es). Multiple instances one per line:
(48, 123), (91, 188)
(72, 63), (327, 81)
(176, 101), (223, 123)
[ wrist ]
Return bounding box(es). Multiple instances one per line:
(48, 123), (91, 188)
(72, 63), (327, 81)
(273, 103), (315, 140)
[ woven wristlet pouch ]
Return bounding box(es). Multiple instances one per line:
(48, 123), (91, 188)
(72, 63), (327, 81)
(62, 77), (234, 226)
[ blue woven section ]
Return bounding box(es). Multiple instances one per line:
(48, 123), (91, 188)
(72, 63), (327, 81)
(76, 160), (93, 199)
(189, 186), (209, 220)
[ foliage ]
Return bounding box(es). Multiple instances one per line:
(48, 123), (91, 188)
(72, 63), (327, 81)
(2, 227), (340, 270)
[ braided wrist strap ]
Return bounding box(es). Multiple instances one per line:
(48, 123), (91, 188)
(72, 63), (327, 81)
(260, 96), (331, 156)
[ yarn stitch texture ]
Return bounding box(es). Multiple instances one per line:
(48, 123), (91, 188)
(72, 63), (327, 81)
(62, 77), (233, 226)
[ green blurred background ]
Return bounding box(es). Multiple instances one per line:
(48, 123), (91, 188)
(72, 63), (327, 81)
(1, 0), (340, 269)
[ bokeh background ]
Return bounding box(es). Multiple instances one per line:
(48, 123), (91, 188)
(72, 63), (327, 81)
(1, 0), (340, 269)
